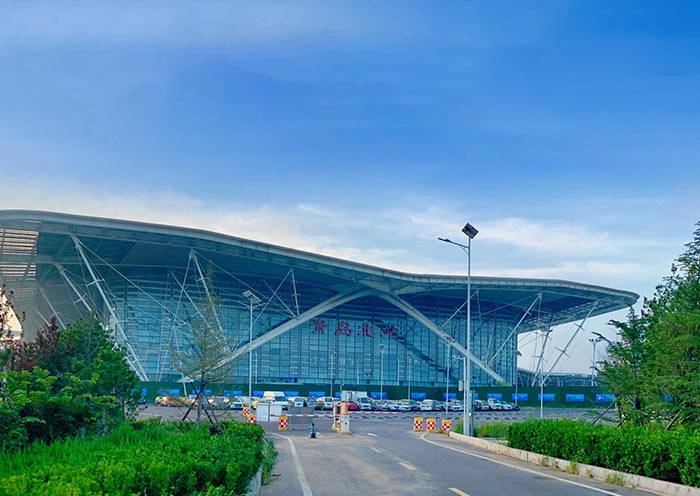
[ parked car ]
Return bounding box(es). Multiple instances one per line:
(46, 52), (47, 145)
(155, 395), (188, 407)
(473, 399), (489, 411)
(419, 400), (436, 411)
(347, 401), (360, 411)
(289, 396), (307, 408)
(487, 398), (503, 410)
(447, 399), (463, 411)
(357, 396), (374, 410)
(315, 396), (336, 410)
(228, 397), (244, 410)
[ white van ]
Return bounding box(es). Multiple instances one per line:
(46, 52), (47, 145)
(263, 391), (289, 409)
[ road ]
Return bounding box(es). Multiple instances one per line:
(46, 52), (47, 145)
(260, 416), (654, 496)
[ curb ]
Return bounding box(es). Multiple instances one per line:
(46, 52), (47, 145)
(246, 467), (263, 496)
(449, 433), (700, 496)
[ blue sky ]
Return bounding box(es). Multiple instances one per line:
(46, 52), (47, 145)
(1, 1), (698, 374)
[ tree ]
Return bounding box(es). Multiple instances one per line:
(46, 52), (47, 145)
(171, 287), (243, 426)
(600, 221), (700, 427)
(0, 315), (139, 450)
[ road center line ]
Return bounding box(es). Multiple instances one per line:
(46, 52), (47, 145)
(448, 488), (471, 496)
(271, 434), (313, 496)
(420, 434), (622, 496)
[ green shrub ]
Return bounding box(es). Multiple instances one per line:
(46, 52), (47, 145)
(0, 420), (271, 495)
(474, 422), (509, 439)
(506, 419), (692, 485)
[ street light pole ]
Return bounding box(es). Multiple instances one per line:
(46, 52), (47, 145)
(439, 221), (478, 436)
(379, 344), (386, 399)
(242, 290), (262, 401)
(407, 352), (414, 400)
(329, 350), (336, 398)
(589, 336), (602, 386)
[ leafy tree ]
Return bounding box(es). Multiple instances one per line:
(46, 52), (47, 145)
(600, 221), (700, 427)
(0, 315), (139, 451)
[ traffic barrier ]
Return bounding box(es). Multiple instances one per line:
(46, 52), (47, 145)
(441, 419), (452, 433)
(243, 406), (250, 416)
(278, 415), (289, 431)
(413, 417), (424, 431)
(247, 414), (256, 424)
(427, 418), (437, 433)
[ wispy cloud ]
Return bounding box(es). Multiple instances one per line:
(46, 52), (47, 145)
(0, 2), (403, 50)
(0, 180), (672, 290)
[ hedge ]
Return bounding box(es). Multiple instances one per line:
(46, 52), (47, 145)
(507, 419), (700, 486)
(0, 420), (275, 496)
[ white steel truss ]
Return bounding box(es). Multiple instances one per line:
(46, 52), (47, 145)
(71, 235), (148, 381)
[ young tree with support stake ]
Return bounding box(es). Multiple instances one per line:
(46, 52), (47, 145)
(170, 277), (243, 427)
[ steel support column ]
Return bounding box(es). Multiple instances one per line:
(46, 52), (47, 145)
(39, 287), (66, 329)
(378, 293), (506, 384)
(544, 300), (599, 381)
(71, 235), (148, 381)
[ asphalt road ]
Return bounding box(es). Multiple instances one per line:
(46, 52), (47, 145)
(260, 416), (654, 496)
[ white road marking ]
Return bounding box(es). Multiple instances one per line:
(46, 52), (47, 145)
(271, 434), (313, 496)
(367, 432), (378, 437)
(448, 488), (471, 496)
(370, 447), (382, 453)
(399, 461), (416, 471)
(420, 434), (623, 496)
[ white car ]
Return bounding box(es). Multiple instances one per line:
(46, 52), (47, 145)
(487, 398), (503, 410)
(315, 397), (336, 410)
(289, 396), (307, 408)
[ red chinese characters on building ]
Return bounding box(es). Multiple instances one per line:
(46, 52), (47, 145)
(360, 323), (374, 337)
(335, 321), (353, 336)
(312, 318), (327, 334)
(380, 325), (399, 338)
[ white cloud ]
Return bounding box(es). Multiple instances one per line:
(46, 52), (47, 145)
(0, 2), (400, 50)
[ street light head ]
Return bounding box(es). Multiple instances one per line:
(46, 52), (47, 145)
(242, 290), (262, 305)
(461, 223), (479, 239)
(437, 237), (452, 243)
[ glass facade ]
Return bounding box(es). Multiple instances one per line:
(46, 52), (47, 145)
(105, 267), (517, 387)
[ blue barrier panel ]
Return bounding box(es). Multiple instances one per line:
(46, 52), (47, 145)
(253, 390), (264, 398)
(223, 390), (242, 397)
(443, 392), (457, 400)
(167, 389), (181, 396)
(595, 393), (616, 403)
(473, 392), (479, 400)
(487, 393), (503, 400)
(512, 393), (528, 402)
(566, 394), (585, 403)
(371, 392), (387, 399)
(283, 391), (299, 397)
(538, 393), (556, 402)
(411, 392), (427, 400)
(309, 391), (326, 398)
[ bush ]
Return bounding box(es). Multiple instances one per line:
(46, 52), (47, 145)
(0, 420), (275, 495)
(474, 422), (509, 439)
(506, 419), (694, 485)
